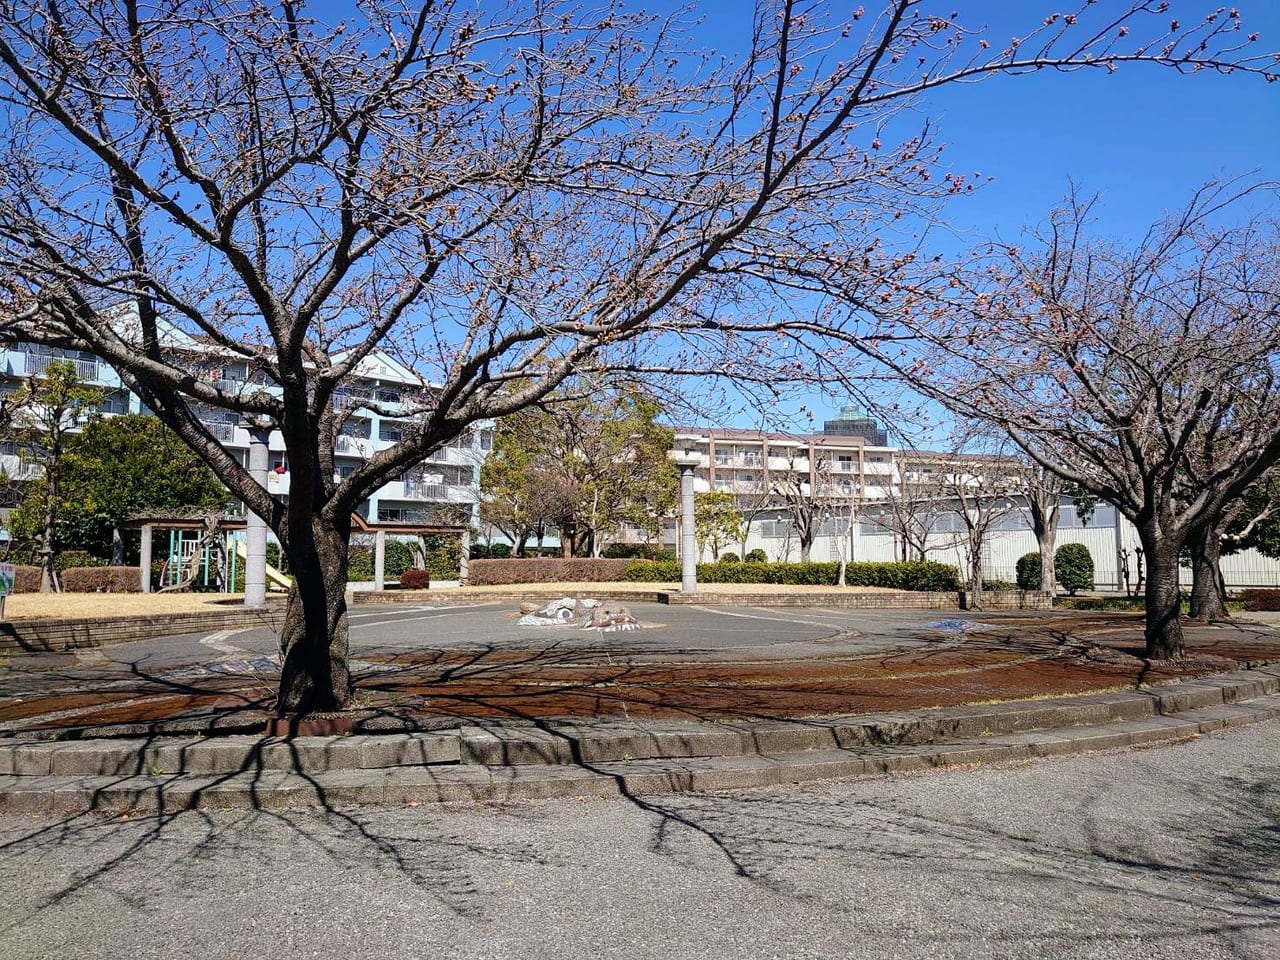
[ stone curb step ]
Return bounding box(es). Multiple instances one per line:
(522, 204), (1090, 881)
(4, 666), (1278, 778)
(1, 700), (1276, 815)
(4, 666), (1277, 779)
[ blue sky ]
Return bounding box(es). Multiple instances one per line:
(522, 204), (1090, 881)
(682, 1), (1280, 435)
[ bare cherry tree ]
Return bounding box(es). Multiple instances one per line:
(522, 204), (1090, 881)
(0, 2), (1272, 712)
(887, 184), (1280, 658)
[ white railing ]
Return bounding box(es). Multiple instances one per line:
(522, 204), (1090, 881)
(203, 421), (236, 442)
(24, 352), (100, 381)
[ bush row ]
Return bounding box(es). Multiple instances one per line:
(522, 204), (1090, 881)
(1240, 588), (1280, 612)
(60, 566), (143, 592)
(468, 558), (633, 585)
(624, 559), (961, 591)
(7, 565), (43, 593)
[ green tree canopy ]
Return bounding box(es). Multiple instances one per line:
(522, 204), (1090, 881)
(695, 492), (744, 562)
(11, 414), (225, 561)
(481, 387), (677, 557)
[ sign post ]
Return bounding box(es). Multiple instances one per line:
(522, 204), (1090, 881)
(0, 562), (15, 619)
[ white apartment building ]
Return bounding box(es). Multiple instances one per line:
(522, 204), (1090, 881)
(0, 332), (489, 537)
(667, 410), (1280, 590)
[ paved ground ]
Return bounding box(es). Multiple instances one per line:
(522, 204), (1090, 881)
(5, 603), (1280, 732)
(0, 719), (1274, 960)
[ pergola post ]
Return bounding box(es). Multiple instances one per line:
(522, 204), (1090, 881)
(374, 529), (386, 590)
(139, 523), (153, 593)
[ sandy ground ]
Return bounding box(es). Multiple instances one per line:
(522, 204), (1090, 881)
(0, 592), (261, 620)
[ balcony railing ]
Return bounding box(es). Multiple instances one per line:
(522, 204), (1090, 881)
(203, 421), (236, 442)
(24, 352), (100, 381)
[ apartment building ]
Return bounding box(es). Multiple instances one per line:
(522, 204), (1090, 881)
(0, 336), (489, 533)
(666, 410), (1280, 589)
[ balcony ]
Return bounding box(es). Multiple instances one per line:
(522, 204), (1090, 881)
(203, 421), (237, 442)
(335, 434), (368, 455)
(23, 352), (100, 382)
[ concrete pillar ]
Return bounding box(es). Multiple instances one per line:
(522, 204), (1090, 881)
(244, 428), (270, 607)
(139, 523), (153, 593)
(680, 464), (697, 595)
(374, 529), (386, 590)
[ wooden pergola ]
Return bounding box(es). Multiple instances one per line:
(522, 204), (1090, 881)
(122, 512), (470, 595)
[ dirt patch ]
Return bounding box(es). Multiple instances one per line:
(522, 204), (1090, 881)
(6, 613), (1279, 732)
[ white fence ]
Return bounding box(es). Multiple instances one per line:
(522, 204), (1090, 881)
(726, 510), (1280, 590)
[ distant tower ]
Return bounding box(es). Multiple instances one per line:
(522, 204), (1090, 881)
(822, 406), (888, 446)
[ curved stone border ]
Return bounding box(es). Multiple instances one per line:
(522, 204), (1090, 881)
(2, 665), (1277, 814)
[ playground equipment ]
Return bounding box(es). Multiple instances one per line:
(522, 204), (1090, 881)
(157, 516), (227, 593)
(233, 537), (292, 590)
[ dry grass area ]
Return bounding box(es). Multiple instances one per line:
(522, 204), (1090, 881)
(1, 592), (263, 621)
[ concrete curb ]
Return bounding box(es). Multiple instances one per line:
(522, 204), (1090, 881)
(2, 666), (1278, 814)
(0, 603), (286, 654)
(350, 587), (1053, 610)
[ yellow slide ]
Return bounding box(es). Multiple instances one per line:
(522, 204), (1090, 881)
(234, 539), (293, 590)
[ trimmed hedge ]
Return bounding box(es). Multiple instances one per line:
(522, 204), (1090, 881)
(468, 557), (632, 585)
(60, 566), (143, 592)
(399, 568), (431, 589)
(1055, 543), (1095, 596)
(11, 565), (42, 593)
(625, 559), (961, 591)
(1016, 552), (1043, 590)
(1241, 588), (1280, 612)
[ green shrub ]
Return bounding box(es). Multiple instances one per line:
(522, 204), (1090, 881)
(603, 543), (672, 560)
(421, 534), (461, 580)
(54, 550), (109, 572)
(983, 579), (1017, 591)
(745, 548), (768, 563)
(1015, 552), (1043, 590)
(1054, 543), (1094, 595)
(623, 559), (960, 591)
(399, 568), (431, 589)
(719, 552), (740, 563)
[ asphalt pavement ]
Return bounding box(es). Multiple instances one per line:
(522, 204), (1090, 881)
(0, 719), (1275, 960)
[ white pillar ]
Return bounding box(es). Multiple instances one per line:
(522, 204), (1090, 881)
(139, 523), (153, 593)
(374, 529), (386, 590)
(680, 464), (697, 594)
(244, 428), (270, 607)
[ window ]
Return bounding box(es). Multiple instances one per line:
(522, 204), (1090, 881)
(379, 420), (408, 442)
(97, 390), (131, 415)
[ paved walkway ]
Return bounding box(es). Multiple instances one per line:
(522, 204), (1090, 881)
(1, 719), (1275, 960)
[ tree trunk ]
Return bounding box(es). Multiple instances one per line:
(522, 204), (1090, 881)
(1187, 525), (1230, 622)
(39, 474), (58, 593)
(276, 514), (353, 715)
(1142, 535), (1185, 660)
(1036, 529), (1057, 596)
(968, 552), (984, 610)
